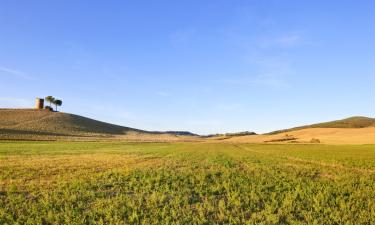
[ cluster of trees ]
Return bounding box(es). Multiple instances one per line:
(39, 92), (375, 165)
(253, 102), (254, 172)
(45, 96), (63, 111)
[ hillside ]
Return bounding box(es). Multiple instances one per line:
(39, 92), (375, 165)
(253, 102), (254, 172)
(211, 116), (375, 144)
(0, 109), (200, 141)
(268, 116), (375, 134)
(220, 127), (375, 144)
(2, 110), (374, 143)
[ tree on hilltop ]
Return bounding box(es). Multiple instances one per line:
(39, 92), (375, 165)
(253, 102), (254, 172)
(53, 99), (63, 111)
(45, 96), (55, 107)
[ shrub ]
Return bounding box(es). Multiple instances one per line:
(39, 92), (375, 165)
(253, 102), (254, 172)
(310, 138), (321, 143)
(45, 106), (54, 111)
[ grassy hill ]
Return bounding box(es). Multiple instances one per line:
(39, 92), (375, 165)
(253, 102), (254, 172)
(268, 116), (375, 134)
(0, 109), (199, 141)
(212, 116), (375, 144)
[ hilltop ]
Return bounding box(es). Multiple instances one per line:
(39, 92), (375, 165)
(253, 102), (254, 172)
(0, 109), (200, 141)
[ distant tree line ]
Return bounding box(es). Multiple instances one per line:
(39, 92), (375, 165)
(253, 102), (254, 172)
(45, 96), (63, 111)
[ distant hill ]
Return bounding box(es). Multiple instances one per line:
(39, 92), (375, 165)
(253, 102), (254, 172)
(224, 131), (257, 136)
(204, 131), (257, 140)
(268, 116), (375, 134)
(0, 109), (200, 141)
(163, 131), (199, 136)
(216, 116), (375, 145)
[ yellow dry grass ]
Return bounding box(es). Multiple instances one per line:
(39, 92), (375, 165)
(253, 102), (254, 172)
(219, 127), (375, 144)
(0, 153), (167, 191)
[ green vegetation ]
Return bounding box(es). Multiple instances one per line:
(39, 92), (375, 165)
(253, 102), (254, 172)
(53, 99), (63, 111)
(45, 96), (55, 108)
(44, 96), (63, 111)
(264, 134), (297, 143)
(1, 142), (374, 224)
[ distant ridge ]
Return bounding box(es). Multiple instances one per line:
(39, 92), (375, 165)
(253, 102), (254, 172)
(205, 131), (257, 138)
(268, 116), (375, 134)
(162, 131), (199, 136)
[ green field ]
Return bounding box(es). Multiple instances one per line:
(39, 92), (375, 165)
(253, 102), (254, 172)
(0, 142), (374, 224)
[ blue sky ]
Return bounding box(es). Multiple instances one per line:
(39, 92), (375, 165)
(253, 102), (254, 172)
(1, 0), (375, 134)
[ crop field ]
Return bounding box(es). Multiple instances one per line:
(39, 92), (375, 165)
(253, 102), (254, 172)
(0, 142), (374, 224)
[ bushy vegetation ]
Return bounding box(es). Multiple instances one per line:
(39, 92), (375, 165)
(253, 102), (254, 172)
(310, 138), (321, 143)
(264, 134), (297, 143)
(44, 106), (53, 111)
(0, 142), (374, 224)
(45, 96), (63, 111)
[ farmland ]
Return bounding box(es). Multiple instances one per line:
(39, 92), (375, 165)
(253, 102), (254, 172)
(0, 141), (374, 224)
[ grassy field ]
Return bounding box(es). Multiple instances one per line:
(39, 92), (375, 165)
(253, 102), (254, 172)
(0, 142), (374, 224)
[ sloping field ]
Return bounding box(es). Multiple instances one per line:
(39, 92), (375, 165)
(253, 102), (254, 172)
(0, 109), (199, 141)
(0, 142), (374, 224)
(222, 127), (375, 144)
(0, 109), (138, 135)
(217, 116), (375, 144)
(269, 116), (375, 134)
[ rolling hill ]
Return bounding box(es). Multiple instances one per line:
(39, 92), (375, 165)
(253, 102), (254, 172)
(268, 116), (375, 134)
(1, 110), (374, 144)
(220, 117), (375, 144)
(222, 127), (375, 144)
(0, 109), (200, 141)
(220, 116), (375, 144)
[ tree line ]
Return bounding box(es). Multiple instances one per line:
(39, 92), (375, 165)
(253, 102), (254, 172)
(45, 96), (63, 111)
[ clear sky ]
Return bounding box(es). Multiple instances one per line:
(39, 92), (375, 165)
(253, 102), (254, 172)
(1, 0), (374, 134)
